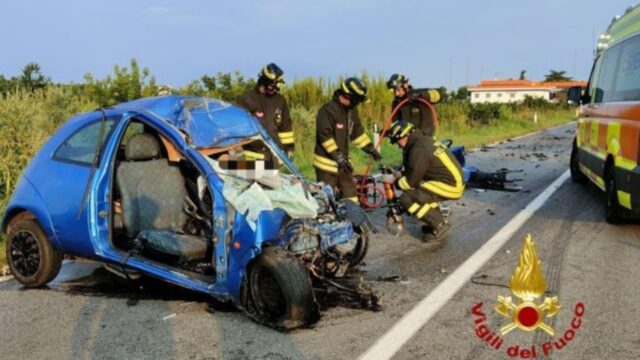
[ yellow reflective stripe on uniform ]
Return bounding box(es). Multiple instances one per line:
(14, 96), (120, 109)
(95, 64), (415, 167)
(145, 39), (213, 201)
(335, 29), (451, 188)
(243, 150), (265, 160)
(313, 155), (338, 173)
(352, 133), (371, 148)
(428, 89), (441, 103)
(617, 190), (632, 210)
(407, 203), (420, 214)
(425, 150), (465, 198)
(279, 131), (295, 145)
(322, 138), (338, 153)
(398, 176), (412, 191)
(416, 202), (438, 219)
(422, 182), (464, 199)
(347, 196), (359, 203)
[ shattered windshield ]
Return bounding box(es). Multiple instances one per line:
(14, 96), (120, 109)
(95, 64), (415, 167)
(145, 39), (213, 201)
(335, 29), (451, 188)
(176, 97), (259, 148)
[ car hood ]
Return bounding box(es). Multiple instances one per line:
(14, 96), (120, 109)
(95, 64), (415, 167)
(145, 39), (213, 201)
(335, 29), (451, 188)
(115, 96), (262, 148)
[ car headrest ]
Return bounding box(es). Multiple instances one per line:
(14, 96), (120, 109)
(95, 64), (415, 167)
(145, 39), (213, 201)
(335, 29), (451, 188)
(125, 133), (162, 161)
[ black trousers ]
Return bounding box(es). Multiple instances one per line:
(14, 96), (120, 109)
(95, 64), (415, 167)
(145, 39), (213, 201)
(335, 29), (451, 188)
(316, 169), (358, 202)
(399, 188), (445, 228)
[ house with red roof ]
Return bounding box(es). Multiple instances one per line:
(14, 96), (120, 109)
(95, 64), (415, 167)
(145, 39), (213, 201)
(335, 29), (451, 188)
(468, 79), (587, 104)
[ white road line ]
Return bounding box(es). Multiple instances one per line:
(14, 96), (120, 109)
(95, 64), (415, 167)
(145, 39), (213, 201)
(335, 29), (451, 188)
(358, 170), (570, 360)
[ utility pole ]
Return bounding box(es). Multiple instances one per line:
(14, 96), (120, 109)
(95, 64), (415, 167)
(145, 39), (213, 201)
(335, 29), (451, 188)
(448, 57), (453, 91)
(573, 51), (577, 79)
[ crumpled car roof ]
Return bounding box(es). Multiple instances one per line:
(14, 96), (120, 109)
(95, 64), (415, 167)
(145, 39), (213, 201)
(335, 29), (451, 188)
(115, 95), (261, 148)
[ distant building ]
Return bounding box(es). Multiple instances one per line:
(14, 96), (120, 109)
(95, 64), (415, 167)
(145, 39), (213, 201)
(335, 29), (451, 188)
(468, 79), (587, 104)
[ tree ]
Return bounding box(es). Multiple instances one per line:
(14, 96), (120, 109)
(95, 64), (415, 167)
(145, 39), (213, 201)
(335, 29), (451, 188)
(544, 70), (573, 82)
(452, 86), (469, 101)
(519, 70), (527, 80)
(19, 62), (50, 91)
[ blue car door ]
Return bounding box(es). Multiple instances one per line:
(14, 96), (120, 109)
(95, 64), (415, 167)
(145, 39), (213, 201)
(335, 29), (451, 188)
(33, 113), (118, 256)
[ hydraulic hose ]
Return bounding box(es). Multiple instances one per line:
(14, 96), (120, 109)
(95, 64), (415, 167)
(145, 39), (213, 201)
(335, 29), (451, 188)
(358, 97), (439, 193)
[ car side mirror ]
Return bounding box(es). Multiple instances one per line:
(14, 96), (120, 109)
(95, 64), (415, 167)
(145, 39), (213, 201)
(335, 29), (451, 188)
(566, 86), (583, 105)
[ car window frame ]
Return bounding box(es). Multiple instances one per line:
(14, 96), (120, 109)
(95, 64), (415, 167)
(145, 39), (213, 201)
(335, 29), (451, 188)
(52, 116), (119, 167)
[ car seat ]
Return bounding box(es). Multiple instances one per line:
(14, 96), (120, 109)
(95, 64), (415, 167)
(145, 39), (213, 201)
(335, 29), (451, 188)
(116, 133), (207, 261)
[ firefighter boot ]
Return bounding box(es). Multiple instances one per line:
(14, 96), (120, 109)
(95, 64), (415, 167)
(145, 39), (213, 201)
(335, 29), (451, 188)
(422, 221), (450, 242)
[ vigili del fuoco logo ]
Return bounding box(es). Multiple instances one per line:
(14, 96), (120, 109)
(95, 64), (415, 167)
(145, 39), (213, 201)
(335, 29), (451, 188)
(470, 234), (585, 358)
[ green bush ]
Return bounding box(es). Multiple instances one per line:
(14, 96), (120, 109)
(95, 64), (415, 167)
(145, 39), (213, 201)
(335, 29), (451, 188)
(0, 87), (98, 216)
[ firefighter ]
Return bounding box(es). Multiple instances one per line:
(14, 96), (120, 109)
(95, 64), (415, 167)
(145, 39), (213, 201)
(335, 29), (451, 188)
(383, 120), (464, 241)
(386, 73), (442, 137)
(314, 77), (383, 203)
(237, 63), (295, 161)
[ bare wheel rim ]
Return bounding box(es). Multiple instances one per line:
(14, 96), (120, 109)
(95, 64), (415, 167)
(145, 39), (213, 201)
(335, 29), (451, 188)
(10, 230), (41, 277)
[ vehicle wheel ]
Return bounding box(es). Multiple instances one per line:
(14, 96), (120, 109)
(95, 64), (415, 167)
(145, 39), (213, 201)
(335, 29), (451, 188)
(244, 247), (317, 330)
(605, 166), (623, 224)
(6, 219), (64, 287)
(386, 215), (404, 237)
(570, 141), (587, 184)
(348, 227), (370, 266)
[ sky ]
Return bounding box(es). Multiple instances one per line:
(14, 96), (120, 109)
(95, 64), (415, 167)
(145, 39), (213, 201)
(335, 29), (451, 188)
(0, 0), (635, 89)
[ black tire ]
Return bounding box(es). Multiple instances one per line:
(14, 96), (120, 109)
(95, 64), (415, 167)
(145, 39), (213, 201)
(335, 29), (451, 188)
(570, 141), (587, 184)
(605, 166), (623, 224)
(6, 219), (64, 287)
(244, 247), (317, 330)
(348, 227), (370, 266)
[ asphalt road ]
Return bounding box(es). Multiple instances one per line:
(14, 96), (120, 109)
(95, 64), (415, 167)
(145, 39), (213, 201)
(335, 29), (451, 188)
(1, 123), (639, 360)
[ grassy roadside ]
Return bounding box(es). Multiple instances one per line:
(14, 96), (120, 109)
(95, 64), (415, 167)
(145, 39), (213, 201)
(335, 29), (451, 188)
(295, 108), (576, 178)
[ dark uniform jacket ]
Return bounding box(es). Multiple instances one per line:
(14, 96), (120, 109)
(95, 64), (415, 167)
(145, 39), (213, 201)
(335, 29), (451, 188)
(237, 87), (295, 152)
(392, 87), (441, 137)
(395, 132), (465, 199)
(314, 94), (374, 174)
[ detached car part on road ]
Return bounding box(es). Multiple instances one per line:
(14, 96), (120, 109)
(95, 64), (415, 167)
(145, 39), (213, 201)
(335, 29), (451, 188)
(2, 96), (375, 330)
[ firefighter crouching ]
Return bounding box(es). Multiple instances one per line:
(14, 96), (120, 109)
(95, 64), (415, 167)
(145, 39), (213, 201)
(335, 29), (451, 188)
(314, 77), (383, 203)
(237, 63), (295, 162)
(386, 73), (441, 137)
(383, 120), (464, 241)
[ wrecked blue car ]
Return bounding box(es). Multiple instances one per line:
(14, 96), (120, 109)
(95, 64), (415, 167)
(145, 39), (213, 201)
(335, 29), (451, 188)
(2, 96), (375, 329)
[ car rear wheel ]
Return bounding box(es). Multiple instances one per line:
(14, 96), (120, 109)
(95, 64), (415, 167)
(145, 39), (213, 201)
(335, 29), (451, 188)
(6, 219), (64, 287)
(243, 247), (317, 330)
(570, 141), (587, 184)
(605, 166), (623, 224)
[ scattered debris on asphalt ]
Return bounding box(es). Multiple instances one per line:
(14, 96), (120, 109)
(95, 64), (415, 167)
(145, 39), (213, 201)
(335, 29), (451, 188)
(162, 313), (176, 321)
(375, 275), (408, 282)
(487, 209), (496, 216)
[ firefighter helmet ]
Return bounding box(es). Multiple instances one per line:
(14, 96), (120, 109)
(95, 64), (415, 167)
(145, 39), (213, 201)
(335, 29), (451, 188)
(339, 77), (368, 104)
(387, 120), (415, 144)
(386, 73), (409, 89)
(258, 63), (285, 85)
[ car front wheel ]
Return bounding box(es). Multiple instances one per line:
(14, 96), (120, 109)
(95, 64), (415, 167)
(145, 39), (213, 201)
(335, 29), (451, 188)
(6, 219), (64, 287)
(243, 247), (318, 330)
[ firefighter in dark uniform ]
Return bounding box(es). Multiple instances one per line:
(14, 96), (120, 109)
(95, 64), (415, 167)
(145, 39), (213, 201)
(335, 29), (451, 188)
(386, 73), (442, 137)
(314, 77), (383, 203)
(384, 120), (464, 241)
(237, 63), (295, 161)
